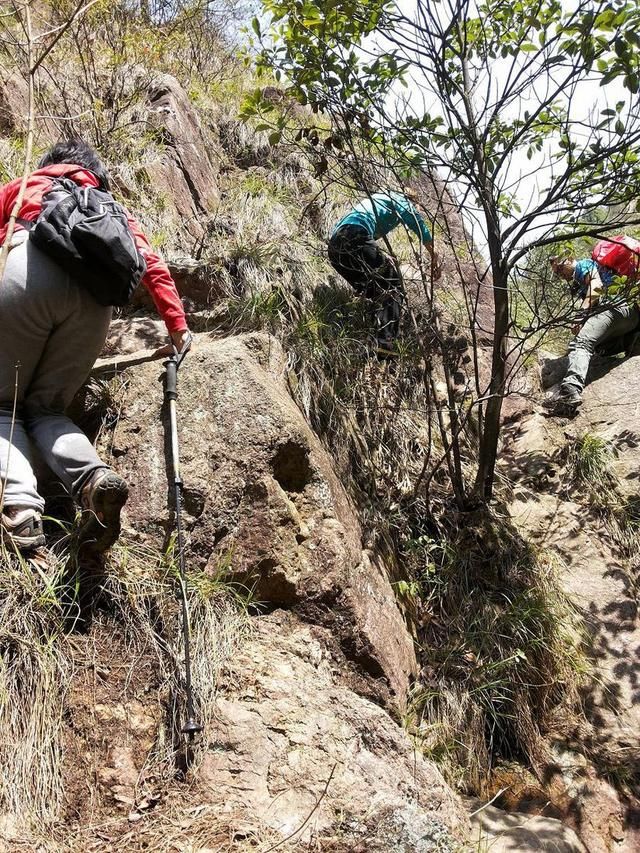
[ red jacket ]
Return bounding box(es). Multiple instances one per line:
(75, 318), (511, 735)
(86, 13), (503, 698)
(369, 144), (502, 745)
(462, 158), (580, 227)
(0, 164), (188, 334)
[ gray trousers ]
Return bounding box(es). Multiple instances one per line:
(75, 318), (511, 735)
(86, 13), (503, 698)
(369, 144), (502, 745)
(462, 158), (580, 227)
(563, 302), (640, 394)
(0, 234), (112, 512)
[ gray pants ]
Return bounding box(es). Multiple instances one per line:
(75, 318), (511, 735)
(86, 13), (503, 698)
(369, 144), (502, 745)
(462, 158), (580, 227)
(563, 302), (640, 394)
(0, 235), (112, 512)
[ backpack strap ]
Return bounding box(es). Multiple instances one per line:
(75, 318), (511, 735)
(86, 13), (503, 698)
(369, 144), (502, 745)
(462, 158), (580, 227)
(14, 179), (77, 234)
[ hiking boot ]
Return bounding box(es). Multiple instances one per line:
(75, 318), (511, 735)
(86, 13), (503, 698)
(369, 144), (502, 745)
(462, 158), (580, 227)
(0, 507), (46, 551)
(544, 385), (582, 417)
(78, 469), (129, 552)
(559, 384), (582, 407)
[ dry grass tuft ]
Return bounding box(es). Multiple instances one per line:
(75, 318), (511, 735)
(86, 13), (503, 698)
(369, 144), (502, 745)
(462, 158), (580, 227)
(101, 537), (251, 767)
(563, 432), (620, 508)
(0, 545), (71, 825)
(402, 512), (588, 792)
(0, 528), (250, 840)
(44, 799), (282, 852)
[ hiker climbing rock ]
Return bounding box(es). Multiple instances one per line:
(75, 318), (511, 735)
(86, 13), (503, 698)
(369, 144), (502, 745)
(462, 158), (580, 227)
(0, 139), (191, 553)
(549, 236), (640, 414)
(327, 189), (442, 357)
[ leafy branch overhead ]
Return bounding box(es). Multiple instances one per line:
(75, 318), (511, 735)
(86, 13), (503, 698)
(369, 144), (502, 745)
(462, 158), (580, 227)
(252, 0), (640, 255)
(249, 0), (640, 503)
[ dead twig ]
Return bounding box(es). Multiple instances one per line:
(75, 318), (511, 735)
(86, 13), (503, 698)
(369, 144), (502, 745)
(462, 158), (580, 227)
(260, 763), (337, 852)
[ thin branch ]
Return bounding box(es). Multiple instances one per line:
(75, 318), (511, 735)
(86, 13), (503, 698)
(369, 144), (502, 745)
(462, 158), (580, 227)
(31, 0), (102, 73)
(0, 0), (34, 284)
(260, 763), (337, 852)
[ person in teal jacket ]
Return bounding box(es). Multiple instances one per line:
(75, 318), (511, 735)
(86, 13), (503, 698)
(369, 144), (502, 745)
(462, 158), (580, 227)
(328, 190), (441, 356)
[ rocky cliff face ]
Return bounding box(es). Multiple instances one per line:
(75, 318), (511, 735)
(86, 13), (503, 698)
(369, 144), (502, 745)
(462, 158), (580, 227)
(500, 353), (640, 852)
(38, 334), (465, 852)
(3, 26), (639, 852)
(0, 67), (470, 850)
(112, 335), (418, 707)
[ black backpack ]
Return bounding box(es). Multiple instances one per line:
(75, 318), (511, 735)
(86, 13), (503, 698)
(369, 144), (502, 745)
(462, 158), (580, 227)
(22, 177), (146, 307)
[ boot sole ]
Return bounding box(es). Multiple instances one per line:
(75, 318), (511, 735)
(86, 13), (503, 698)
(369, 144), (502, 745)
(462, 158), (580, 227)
(2, 532), (46, 552)
(79, 473), (129, 552)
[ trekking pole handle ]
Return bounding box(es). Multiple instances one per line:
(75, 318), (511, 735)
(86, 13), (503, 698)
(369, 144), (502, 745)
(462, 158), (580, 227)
(165, 357), (178, 401)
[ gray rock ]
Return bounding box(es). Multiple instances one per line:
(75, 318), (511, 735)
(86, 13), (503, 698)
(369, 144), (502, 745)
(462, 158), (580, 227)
(106, 332), (418, 710)
(201, 611), (468, 848)
(145, 73), (219, 236)
(469, 800), (587, 852)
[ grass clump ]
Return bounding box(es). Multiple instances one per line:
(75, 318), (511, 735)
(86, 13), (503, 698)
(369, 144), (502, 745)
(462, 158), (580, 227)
(0, 546), (71, 826)
(401, 509), (587, 793)
(102, 536), (251, 755)
(564, 432), (619, 507)
(0, 530), (250, 839)
(50, 800), (282, 852)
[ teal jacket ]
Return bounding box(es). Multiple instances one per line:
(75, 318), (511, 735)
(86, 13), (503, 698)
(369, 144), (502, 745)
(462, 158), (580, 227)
(332, 191), (432, 244)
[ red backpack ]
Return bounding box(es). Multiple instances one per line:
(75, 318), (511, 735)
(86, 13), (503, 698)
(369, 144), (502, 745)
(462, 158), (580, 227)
(591, 234), (640, 279)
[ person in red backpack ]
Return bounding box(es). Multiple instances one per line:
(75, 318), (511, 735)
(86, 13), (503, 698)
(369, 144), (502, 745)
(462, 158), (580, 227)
(549, 250), (640, 413)
(0, 139), (191, 553)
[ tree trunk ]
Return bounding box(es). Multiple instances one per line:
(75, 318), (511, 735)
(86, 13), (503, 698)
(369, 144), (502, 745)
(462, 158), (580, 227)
(474, 263), (509, 499)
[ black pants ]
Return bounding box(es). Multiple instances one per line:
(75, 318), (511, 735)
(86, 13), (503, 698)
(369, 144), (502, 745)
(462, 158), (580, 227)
(327, 224), (402, 345)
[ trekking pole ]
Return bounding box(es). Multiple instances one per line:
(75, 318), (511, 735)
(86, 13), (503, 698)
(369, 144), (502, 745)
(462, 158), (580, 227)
(164, 342), (203, 739)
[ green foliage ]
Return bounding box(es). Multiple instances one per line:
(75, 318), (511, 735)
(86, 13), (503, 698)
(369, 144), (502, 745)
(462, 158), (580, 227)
(255, 0), (640, 251)
(511, 243), (575, 354)
(254, 0), (398, 103)
(564, 432), (619, 508)
(252, 0), (640, 504)
(239, 169), (295, 206)
(228, 285), (288, 331)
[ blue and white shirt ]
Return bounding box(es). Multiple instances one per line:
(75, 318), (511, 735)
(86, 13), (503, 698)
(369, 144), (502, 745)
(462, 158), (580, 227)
(573, 258), (615, 300)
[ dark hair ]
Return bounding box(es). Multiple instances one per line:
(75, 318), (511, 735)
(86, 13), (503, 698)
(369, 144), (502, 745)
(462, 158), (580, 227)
(38, 138), (110, 190)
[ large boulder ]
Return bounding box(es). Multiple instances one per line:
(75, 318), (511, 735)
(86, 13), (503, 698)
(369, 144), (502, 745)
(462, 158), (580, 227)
(501, 354), (640, 852)
(504, 408), (640, 760)
(103, 332), (417, 710)
(102, 316), (166, 356)
(468, 799), (587, 852)
(204, 610), (468, 850)
(0, 69), (29, 136)
(572, 352), (640, 497)
(54, 610), (468, 851)
(82, 330), (472, 848)
(0, 67), (56, 144)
